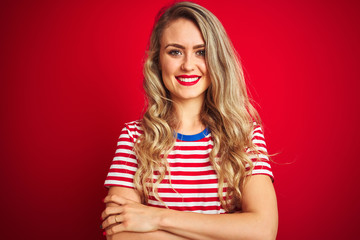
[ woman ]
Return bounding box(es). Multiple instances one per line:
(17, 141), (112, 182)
(101, 2), (278, 239)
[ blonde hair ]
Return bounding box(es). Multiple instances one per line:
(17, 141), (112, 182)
(134, 1), (261, 212)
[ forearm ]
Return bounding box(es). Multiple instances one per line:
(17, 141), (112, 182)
(157, 176), (278, 240)
(158, 210), (277, 240)
(106, 230), (190, 240)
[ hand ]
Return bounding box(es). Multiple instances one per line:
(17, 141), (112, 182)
(101, 195), (163, 236)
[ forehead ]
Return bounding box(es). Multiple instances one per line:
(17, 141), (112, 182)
(161, 18), (204, 46)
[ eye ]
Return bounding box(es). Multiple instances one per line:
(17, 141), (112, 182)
(168, 49), (182, 56)
(196, 49), (206, 57)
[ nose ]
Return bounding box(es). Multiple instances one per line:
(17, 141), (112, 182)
(181, 54), (195, 72)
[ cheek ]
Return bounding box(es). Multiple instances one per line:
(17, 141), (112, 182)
(161, 59), (177, 77)
(199, 61), (207, 75)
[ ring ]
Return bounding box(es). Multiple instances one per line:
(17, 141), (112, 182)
(115, 215), (119, 223)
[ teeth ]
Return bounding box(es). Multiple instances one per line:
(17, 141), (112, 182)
(177, 77), (199, 82)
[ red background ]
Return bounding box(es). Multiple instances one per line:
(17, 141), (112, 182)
(1, 0), (359, 239)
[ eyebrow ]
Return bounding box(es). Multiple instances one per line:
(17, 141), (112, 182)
(164, 43), (205, 49)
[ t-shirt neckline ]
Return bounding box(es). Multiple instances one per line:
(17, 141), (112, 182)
(176, 128), (210, 141)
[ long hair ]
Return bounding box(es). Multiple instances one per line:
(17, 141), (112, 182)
(134, 1), (261, 212)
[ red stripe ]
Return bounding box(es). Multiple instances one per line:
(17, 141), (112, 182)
(111, 160), (137, 167)
(104, 184), (134, 189)
(252, 143), (267, 148)
(116, 145), (133, 150)
(151, 178), (218, 185)
(118, 137), (132, 142)
(246, 165), (272, 172)
(157, 187), (221, 193)
(148, 196), (221, 202)
(105, 176), (133, 183)
(172, 145), (213, 151)
(253, 165), (272, 171)
(168, 162), (211, 168)
(176, 137), (212, 142)
(126, 127), (144, 135)
(252, 136), (265, 141)
(166, 154), (210, 159)
(154, 170), (216, 176)
(148, 204), (221, 212)
(107, 169), (136, 175)
(114, 152), (137, 159)
(247, 151), (268, 156)
(119, 129), (128, 135)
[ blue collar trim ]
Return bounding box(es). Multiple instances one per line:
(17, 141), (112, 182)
(176, 128), (210, 141)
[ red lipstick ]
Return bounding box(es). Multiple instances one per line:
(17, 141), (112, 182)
(175, 75), (201, 86)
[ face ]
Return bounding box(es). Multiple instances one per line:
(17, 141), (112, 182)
(159, 18), (210, 103)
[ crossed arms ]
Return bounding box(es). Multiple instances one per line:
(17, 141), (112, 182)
(101, 175), (278, 240)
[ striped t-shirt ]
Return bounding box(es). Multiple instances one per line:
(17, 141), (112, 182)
(104, 120), (273, 214)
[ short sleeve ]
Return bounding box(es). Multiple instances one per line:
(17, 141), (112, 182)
(247, 124), (274, 180)
(104, 124), (138, 189)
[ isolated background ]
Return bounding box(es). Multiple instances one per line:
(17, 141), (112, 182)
(1, 0), (359, 239)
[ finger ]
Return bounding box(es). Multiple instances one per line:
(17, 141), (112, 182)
(102, 214), (125, 229)
(105, 221), (126, 236)
(101, 206), (124, 221)
(104, 194), (128, 205)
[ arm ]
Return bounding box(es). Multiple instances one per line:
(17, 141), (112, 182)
(103, 186), (190, 240)
(103, 175), (278, 240)
(158, 175), (278, 240)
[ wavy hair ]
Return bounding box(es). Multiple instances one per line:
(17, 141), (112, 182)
(134, 1), (261, 212)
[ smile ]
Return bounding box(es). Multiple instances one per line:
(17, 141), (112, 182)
(175, 75), (201, 86)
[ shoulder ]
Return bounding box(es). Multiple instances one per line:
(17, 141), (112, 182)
(121, 120), (143, 142)
(124, 120), (143, 131)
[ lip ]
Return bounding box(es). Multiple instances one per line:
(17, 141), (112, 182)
(175, 75), (201, 86)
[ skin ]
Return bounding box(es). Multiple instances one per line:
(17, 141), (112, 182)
(101, 18), (278, 240)
(159, 18), (210, 134)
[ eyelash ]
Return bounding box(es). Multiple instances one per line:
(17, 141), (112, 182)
(169, 50), (182, 56)
(196, 49), (205, 56)
(168, 49), (206, 57)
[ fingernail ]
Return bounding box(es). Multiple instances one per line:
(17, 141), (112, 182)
(102, 231), (106, 236)
(100, 224), (103, 229)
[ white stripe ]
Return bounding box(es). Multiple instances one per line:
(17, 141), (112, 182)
(246, 161), (271, 169)
(153, 174), (218, 180)
(252, 139), (266, 145)
(247, 153), (269, 160)
(174, 209), (226, 214)
(255, 146), (268, 153)
(246, 146), (268, 153)
(167, 158), (212, 163)
(113, 156), (137, 163)
(116, 141), (133, 147)
(115, 149), (134, 155)
(252, 132), (265, 138)
(253, 161), (271, 168)
(110, 164), (137, 172)
(157, 183), (219, 189)
(176, 141), (213, 147)
(107, 172), (134, 179)
(191, 209), (226, 214)
(156, 192), (221, 198)
(252, 169), (273, 176)
(167, 166), (214, 172)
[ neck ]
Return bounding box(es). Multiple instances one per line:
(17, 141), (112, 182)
(172, 97), (205, 135)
